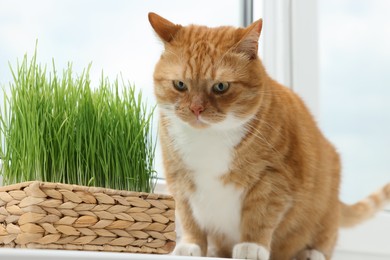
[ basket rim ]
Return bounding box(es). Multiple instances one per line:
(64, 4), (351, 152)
(0, 181), (173, 200)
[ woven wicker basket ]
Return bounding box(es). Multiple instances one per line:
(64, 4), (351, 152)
(0, 181), (175, 254)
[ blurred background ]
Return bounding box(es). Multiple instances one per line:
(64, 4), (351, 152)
(319, 0), (390, 204)
(0, 0), (389, 205)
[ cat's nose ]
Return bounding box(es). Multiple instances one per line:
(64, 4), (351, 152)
(190, 104), (204, 117)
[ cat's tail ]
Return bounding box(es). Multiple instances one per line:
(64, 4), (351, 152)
(339, 183), (390, 227)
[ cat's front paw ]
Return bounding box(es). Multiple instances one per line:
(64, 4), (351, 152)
(233, 243), (270, 260)
(173, 243), (202, 256)
(296, 249), (325, 260)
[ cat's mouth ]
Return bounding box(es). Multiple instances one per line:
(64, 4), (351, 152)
(188, 116), (210, 129)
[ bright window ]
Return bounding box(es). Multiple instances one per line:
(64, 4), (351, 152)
(319, 0), (390, 204)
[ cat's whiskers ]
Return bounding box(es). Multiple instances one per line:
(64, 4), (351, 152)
(232, 88), (285, 137)
(244, 124), (277, 153)
(243, 123), (287, 171)
(249, 116), (285, 139)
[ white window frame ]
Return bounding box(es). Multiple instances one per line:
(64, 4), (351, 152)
(259, 0), (319, 118)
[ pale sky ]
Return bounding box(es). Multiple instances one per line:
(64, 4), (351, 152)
(319, 0), (390, 203)
(0, 0), (389, 203)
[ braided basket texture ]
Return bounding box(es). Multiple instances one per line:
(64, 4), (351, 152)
(0, 181), (175, 254)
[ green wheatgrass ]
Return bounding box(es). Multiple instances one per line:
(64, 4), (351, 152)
(0, 51), (156, 193)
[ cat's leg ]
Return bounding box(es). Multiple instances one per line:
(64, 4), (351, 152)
(294, 212), (338, 260)
(209, 234), (234, 258)
(232, 180), (290, 260)
(173, 198), (207, 256)
(303, 210), (338, 260)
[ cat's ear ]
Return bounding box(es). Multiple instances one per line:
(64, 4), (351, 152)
(236, 19), (263, 59)
(148, 12), (182, 43)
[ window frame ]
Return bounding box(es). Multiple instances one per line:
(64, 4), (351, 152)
(259, 0), (319, 118)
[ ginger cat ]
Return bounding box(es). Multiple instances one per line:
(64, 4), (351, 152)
(148, 12), (390, 260)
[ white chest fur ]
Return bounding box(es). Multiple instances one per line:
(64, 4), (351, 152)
(167, 116), (247, 242)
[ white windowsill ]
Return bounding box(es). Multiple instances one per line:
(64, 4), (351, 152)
(0, 248), (228, 260)
(0, 246), (389, 260)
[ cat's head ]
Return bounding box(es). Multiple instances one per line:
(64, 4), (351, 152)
(149, 12), (266, 130)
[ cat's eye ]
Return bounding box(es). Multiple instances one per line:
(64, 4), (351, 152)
(173, 80), (188, 92)
(212, 82), (230, 94)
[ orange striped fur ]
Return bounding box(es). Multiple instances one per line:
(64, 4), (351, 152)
(148, 12), (390, 260)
